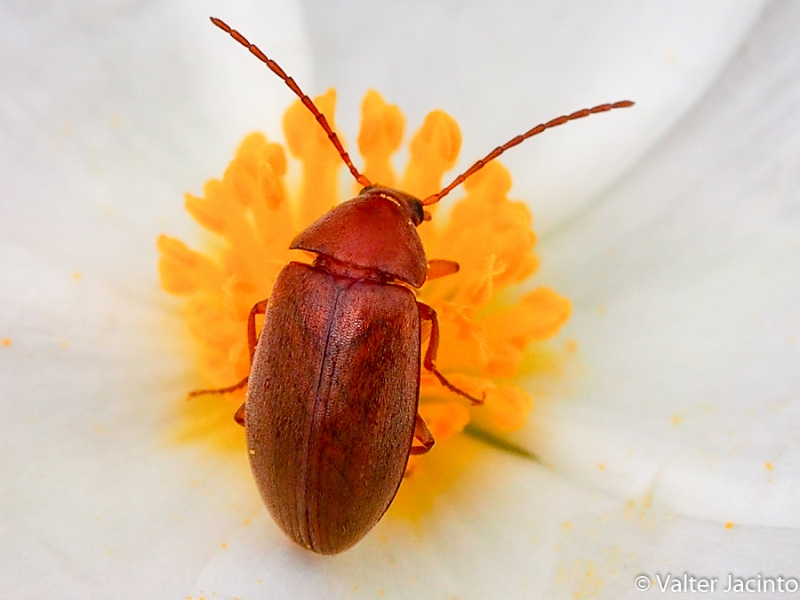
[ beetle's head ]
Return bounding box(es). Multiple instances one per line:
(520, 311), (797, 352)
(359, 185), (431, 226)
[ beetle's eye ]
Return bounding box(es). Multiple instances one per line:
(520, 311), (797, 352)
(410, 200), (425, 225)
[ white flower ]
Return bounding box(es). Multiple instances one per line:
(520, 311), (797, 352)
(2, 1), (797, 599)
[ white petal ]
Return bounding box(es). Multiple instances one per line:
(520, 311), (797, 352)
(191, 441), (618, 599)
(2, 0), (790, 597)
(0, 1), (306, 597)
(0, 0), (311, 271)
(544, 507), (800, 599)
(192, 441), (800, 599)
(301, 0), (766, 231)
(525, 1), (800, 528)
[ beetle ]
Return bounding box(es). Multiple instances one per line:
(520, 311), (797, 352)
(198, 16), (633, 554)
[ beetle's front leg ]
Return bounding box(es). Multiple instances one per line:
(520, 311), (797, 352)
(188, 298), (269, 427)
(417, 301), (484, 405)
(232, 298), (270, 426)
(247, 298), (269, 363)
(425, 259), (459, 281)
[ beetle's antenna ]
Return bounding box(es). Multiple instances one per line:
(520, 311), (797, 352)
(422, 100), (634, 206)
(210, 17), (372, 187)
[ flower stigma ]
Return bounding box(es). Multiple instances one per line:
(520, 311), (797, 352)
(158, 89), (572, 514)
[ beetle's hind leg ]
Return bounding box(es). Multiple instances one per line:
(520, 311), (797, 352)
(185, 298), (269, 427)
(409, 413), (435, 455)
(417, 301), (484, 406)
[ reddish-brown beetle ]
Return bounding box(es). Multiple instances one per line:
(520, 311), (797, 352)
(203, 17), (633, 554)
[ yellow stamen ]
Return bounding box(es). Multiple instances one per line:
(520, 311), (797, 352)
(284, 89), (342, 229)
(358, 90), (404, 188)
(401, 109), (461, 204)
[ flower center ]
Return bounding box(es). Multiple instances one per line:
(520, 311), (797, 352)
(158, 89), (572, 500)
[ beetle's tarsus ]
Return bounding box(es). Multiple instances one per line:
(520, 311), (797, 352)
(186, 376), (249, 400)
(430, 368), (485, 406)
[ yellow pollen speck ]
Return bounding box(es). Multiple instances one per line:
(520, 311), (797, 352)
(765, 461), (773, 471)
(561, 521), (573, 530)
(73, 271), (82, 281)
(221, 542), (227, 549)
(1, 338), (10, 347)
(597, 463), (606, 470)
(159, 89), (572, 506)
(671, 414), (682, 425)
(725, 522), (735, 529)
(559, 558), (602, 599)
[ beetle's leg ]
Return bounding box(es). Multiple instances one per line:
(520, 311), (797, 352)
(234, 403), (246, 427)
(417, 302), (484, 406)
(426, 259), (460, 281)
(247, 298), (269, 363)
(186, 376), (248, 400)
(186, 299), (269, 428)
(409, 413), (435, 455)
